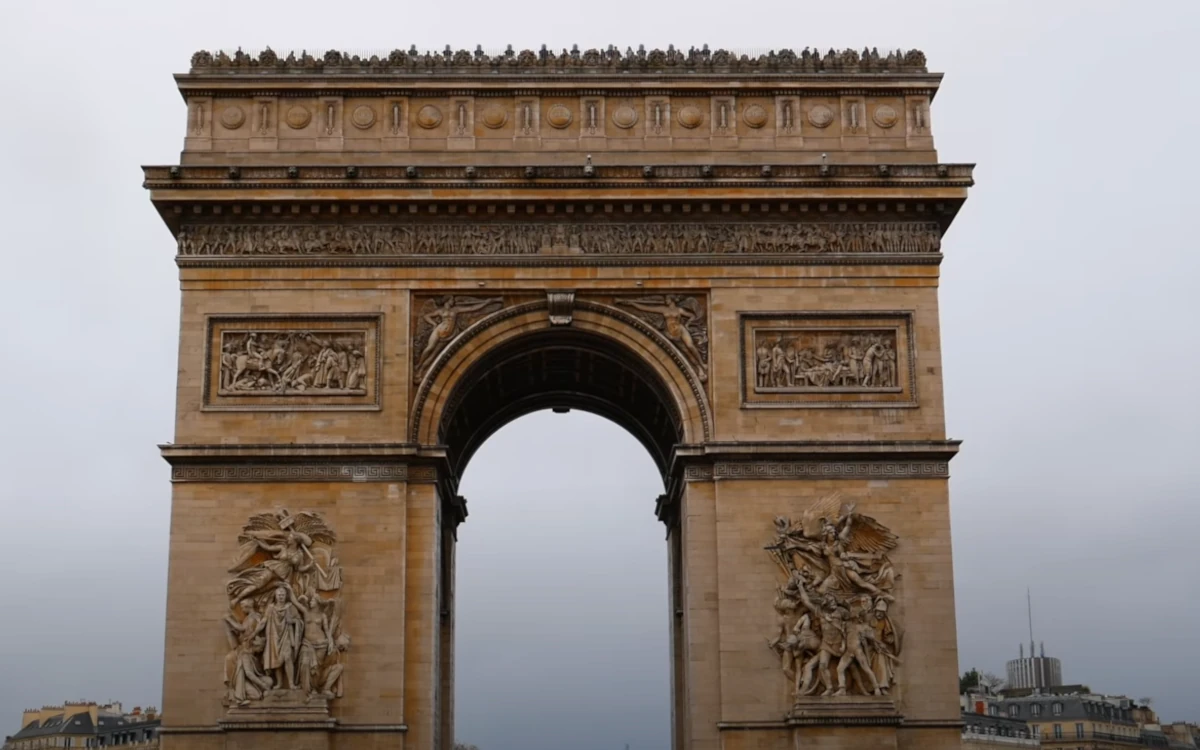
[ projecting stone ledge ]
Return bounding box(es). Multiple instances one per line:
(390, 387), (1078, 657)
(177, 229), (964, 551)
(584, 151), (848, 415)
(788, 696), (903, 726)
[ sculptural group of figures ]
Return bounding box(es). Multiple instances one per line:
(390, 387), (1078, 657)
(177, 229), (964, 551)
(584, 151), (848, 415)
(756, 332), (897, 390)
(192, 45), (928, 75)
(219, 331), (367, 395)
(177, 223), (941, 257)
(222, 510), (349, 707)
(766, 494), (902, 700)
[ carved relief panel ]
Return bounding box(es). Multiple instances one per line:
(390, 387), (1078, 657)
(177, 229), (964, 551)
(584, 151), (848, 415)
(223, 510), (348, 710)
(204, 315), (381, 411)
(411, 295), (510, 383)
(740, 312), (916, 408)
(613, 294), (709, 384)
(766, 493), (901, 707)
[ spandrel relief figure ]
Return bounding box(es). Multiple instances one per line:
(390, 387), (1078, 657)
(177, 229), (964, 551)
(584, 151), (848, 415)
(765, 493), (902, 702)
(222, 509), (349, 707)
(616, 295), (709, 382)
(413, 296), (504, 379)
(217, 330), (368, 396)
(754, 330), (899, 392)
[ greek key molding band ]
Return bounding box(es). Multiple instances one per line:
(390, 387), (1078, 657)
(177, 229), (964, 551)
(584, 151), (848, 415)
(177, 221), (942, 258)
(170, 464), (420, 483)
(675, 440), (959, 482)
(682, 461), (949, 482)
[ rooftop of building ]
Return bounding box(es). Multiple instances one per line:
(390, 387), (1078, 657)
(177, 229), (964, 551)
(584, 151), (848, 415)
(8, 704), (159, 743)
(993, 693), (1139, 725)
(961, 711), (1035, 734)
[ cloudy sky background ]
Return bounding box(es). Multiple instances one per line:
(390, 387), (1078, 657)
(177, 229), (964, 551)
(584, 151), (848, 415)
(2, 1), (1198, 748)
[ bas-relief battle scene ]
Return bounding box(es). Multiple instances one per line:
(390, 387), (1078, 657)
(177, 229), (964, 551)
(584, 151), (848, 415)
(218, 331), (368, 395)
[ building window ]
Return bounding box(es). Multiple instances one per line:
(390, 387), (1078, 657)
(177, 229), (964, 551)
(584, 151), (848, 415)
(1077, 723), (1085, 738)
(989, 705), (998, 716)
(1009, 705), (1020, 717)
(1054, 724), (1063, 739)
(1031, 704), (1043, 717)
(1053, 702), (1064, 715)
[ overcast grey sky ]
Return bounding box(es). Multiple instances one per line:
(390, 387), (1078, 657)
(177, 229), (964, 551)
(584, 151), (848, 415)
(2, 0), (1198, 748)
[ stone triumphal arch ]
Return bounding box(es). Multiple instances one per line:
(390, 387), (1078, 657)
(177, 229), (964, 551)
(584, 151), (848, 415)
(146, 45), (973, 750)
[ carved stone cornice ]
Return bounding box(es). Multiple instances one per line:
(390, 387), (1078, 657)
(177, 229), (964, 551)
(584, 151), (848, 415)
(188, 46), (931, 77)
(160, 442), (442, 483)
(145, 163), (974, 187)
(670, 439), (959, 482)
(170, 464), (420, 483)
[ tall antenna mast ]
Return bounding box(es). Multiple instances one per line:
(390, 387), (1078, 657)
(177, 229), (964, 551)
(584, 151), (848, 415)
(1027, 586), (1035, 657)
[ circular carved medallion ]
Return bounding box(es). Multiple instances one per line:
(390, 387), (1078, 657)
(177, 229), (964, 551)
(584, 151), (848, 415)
(546, 104), (573, 129)
(220, 105), (245, 130)
(416, 105), (443, 129)
(284, 105), (311, 130)
(873, 104), (899, 129)
(611, 104), (639, 129)
(808, 104), (834, 129)
(677, 105), (703, 129)
(480, 105), (508, 129)
(351, 105), (376, 130)
(742, 104), (768, 129)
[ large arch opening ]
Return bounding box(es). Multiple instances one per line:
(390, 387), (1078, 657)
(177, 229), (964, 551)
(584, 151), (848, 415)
(454, 412), (670, 750)
(429, 324), (693, 750)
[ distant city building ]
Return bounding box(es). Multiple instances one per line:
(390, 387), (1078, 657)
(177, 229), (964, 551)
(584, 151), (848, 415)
(1006, 641), (1064, 691)
(986, 690), (1195, 749)
(1007, 590), (1065, 692)
(961, 692), (1040, 748)
(3, 702), (159, 749)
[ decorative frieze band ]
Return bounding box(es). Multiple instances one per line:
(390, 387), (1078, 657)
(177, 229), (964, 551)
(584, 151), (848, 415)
(170, 464), (438, 483)
(683, 460), (949, 481)
(178, 222), (941, 258)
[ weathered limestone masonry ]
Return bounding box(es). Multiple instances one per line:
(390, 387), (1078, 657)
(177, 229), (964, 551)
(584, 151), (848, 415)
(145, 45), (974, 750)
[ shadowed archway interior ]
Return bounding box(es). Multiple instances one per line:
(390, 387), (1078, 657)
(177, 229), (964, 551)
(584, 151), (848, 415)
(438, 328), (685, 480)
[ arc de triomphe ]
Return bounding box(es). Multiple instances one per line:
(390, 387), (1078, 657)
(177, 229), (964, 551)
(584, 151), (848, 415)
(145, 45), (974, 750)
